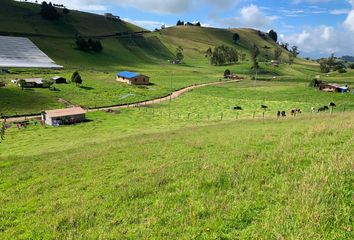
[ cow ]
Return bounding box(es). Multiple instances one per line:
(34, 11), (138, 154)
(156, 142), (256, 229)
(291, 108), (302, 116)
(281, 111), (286, 117)
(232, 106), (243, 110)
(318, 106), (329, 112)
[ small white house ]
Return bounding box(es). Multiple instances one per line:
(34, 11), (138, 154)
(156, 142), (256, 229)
(41, 107), (87, 126)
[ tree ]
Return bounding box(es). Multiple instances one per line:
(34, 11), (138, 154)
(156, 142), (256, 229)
(274, 48), (282, 60)
(288, 52), (294, 65)
(18, 79), (26, 90)
(195, 22), (201, 27)
(349, 63), (354, 69)
(251, 44), (260, 63)
(209, 45), (238, 66)
(75, 36), (89, 51)
(71, 71), (83, 86)
(63, 8), (69, 15)
(224, 69), (231, 77)
(90, 39), (103, 52)
(240, 52), (246, 62)
(268, 30), (278, 42)
(232, 33), (240, 44)
(319, 59), (330, 73)
(280, 42), (289, 51)
(40, 2), (60, 20)
(175, 46), (184, 63)
(291, 46), (300, 57)
(176, 20), (184, 26)
(205, 48), (212, 58)
(42, 80), (54, 89)
(0, 121), (5, 143)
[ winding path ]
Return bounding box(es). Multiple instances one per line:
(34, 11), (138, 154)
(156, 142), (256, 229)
(3, 79), (241, 123)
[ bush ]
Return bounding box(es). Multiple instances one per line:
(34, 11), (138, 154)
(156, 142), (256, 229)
(349, 63), (354, 69)
(63, 8), (69, 15)
(224, 69), (231, 77)
(42, 80), (54, 88)
(71, 71), (83, 86)
(75, 37), (103, 52)
(40, 2), (60, 20)
(338, 68), (347, 73)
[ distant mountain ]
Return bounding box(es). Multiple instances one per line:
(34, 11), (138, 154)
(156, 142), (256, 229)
(341, 56), (354, 62)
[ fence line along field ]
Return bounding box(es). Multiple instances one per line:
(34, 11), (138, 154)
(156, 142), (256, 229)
(0, 112), (353, 239)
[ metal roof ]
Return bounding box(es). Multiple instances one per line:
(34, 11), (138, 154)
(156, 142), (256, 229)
(44, 107), (87, 118)
(23, 78), (45, 84)
(117, 71), (140, 79)
(0, 36), (63, 69)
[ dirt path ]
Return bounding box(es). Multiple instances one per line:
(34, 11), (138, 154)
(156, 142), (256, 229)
(2, 79), (241, 123)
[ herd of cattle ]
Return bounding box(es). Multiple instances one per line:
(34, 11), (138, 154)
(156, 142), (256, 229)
(232, 102), (337, 117)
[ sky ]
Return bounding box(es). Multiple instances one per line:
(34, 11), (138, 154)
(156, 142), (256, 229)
(20, 0), (354, 58)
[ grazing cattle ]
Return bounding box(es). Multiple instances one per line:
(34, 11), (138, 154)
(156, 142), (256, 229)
(318, 106), (329, 112)
(232, 106), (243, 110)
(311, 107), (316, 113)
(290, 108), (302, 116)
(277, 111), (281, 118)
(261, 105), (268, 110)
(281, 111), (286, 117)
(329, 102), (336, 107)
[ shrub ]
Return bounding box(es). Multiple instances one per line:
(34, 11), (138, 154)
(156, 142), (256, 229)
(224, 69), (231, 77)
(40, 2), (60, 20)
(338, 68), (347, 73)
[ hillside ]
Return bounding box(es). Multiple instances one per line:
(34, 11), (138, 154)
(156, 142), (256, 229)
(0, 0), (143, 37)
(1, 110), (353, 239)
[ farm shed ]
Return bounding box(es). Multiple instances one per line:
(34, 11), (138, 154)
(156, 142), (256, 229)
(318, 83), (349, 93)
(116, 71), (150, 85)
(18, 78), (45, 88)
(52, 76), (67, 84)
(41, 107), (87, 126)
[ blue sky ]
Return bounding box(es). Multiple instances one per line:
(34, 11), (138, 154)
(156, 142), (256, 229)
(22, 0), (354, 57)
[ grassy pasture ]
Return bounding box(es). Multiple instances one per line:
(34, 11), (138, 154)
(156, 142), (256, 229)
(0, 112), (353, 239)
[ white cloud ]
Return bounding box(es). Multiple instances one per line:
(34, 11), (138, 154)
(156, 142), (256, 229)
(343, 10), (354, 32)
(292, 0), (333, 3)
(281, 25), (354, 57)
(220, 4), (279, 29)
(330, 9), (351, 15)
(123, 18), (166, 30)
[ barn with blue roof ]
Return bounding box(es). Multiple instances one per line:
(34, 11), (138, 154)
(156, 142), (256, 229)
(116, 71), (150, 85)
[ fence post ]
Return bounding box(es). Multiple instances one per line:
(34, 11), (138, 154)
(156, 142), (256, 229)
(253, 112), (256, 118)
(188, 113), (191, 120)
(221, 112), (223, 121)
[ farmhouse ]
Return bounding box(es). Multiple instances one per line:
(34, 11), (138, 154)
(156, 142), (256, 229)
(116, 71), (150, 85)
(104, 13), (119, 20)
(271, 60), (280, 66)
(52, 76), (67, 84)
(41, 107), (87, 126)
(18, 78), (45, 88)
(318, 83), (349, 93)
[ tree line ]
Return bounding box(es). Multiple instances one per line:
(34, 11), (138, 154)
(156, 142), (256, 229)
(206, 45), (238, 66)
(318, 54), (350, 73)
(40, 1), (69, 20)
(75, 37), (103, 52)
(176, 20), (201, 27)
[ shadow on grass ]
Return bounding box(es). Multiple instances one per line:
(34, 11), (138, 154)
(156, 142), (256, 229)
(79, 86), (94, 90)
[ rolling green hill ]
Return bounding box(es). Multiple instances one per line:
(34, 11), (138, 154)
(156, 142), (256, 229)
(0, 0), (142, 37)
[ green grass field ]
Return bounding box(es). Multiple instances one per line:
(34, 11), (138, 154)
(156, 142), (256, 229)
(0, 1), (353, 238)
(1, 111), (353, 239)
